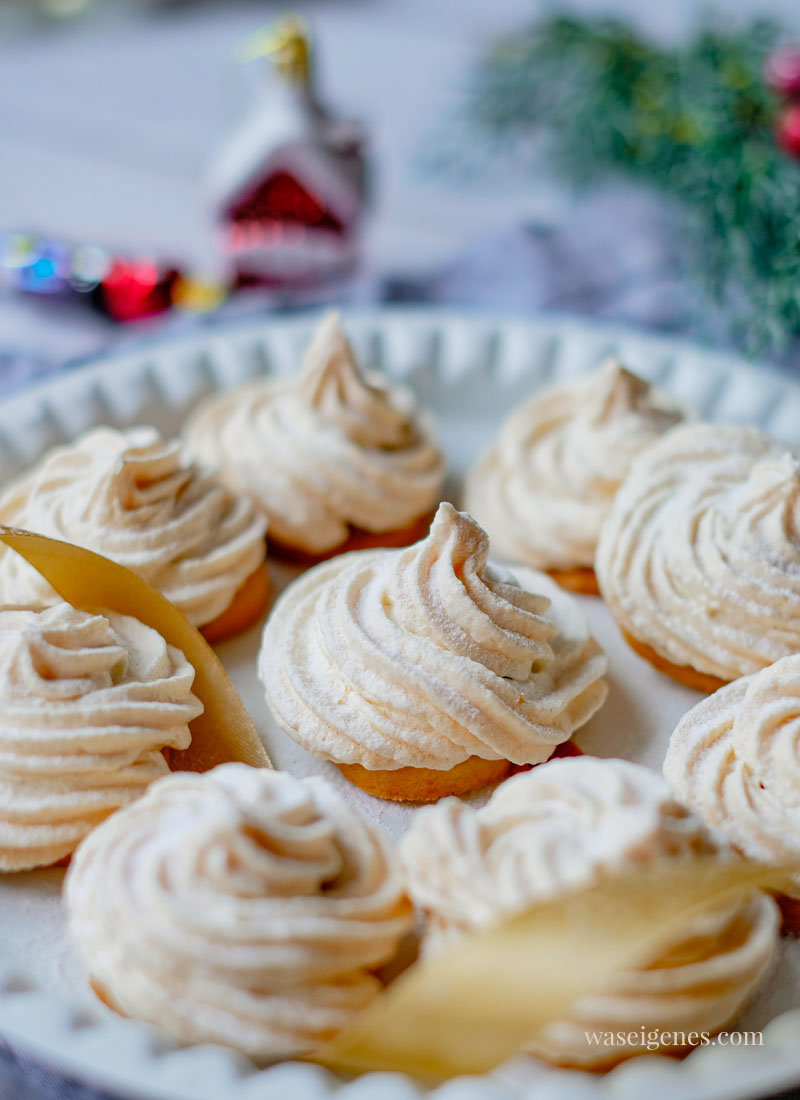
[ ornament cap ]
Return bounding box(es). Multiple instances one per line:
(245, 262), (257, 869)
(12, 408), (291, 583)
(239, 15), (312, 86)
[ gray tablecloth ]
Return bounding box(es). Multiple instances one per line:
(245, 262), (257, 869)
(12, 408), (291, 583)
(0, 1040), (121, 1100)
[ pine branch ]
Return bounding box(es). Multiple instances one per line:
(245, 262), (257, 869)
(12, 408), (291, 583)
(467, 16), (800, 353)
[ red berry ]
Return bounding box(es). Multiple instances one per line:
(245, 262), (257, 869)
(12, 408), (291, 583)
(766, 47), (800, 98)
(776, 103), (800, 159)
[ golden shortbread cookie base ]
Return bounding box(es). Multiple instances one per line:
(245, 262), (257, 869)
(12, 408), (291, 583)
(268, 511), (436, 568)
(200, 565), (271, 644)
(622, 630), (729, 694)
(546, 565), (600, 596)
(337, 755), (512, 803)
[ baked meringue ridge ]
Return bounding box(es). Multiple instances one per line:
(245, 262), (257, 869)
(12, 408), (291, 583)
(665, 653), (800, 927)
(0, 425), (269, 641)
(183, 311), (446, 560)
(401, 756), (779, 1067)
(596, 422), (800, 691)
(0, 602), (203, 872)
(258, 502), (608, 802)
(65, 764), (413, 1060)
(463, 358), (684, 594)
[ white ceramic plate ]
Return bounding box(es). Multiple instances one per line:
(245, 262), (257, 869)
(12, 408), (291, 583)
(1, 309), (800, 1100)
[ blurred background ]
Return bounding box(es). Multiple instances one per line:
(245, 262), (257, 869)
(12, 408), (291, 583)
(2, 0), (800, 390)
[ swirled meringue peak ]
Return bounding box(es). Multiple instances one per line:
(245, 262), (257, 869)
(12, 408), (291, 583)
(596, 422), (800, 682)
(665, 654), (800, 898)
(464, 359), (684, 570)
(183, 311), (446, 553)
(401, 756), (779, 1066)
(65, 764), (413, 1059)
(258, 503), (608, 771)
(0, 603), (202, 871)
(0, 426), (267, 627)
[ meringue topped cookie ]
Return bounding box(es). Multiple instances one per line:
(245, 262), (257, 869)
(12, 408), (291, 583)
(464, 359), (684, 593)
(0, 603), (202, 871)
(596, 422), (800, 690)
(401, 757), (779, 1066)
(65, 765), (413, 1059)
(184, 311), (446, 559)
(0, 426), (268, 639)
(258, 502), (608, 801)
(665, 654), (800, 909)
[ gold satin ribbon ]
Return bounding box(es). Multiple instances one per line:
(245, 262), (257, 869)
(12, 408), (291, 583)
(315, 858), (793, 1080)
(0, 527), (272, 773)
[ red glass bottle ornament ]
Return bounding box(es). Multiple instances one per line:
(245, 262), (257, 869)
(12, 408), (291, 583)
(777, 103), (800, 160)
(209, 17), (367, 289)
(766, 47), (800, 99)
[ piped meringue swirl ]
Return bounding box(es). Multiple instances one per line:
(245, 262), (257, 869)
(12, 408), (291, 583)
(596, 423), (800, 681)
(0, 426), (267, 627)
(0, 603), (202, 871)
(65, 765), (413, 1059)
(665, 654), (800, 897)
(258, 503), (608, 770)
(184, 312), (446, 553)
(464, 359), (684, 569)
(401, 757), (779, 1066)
